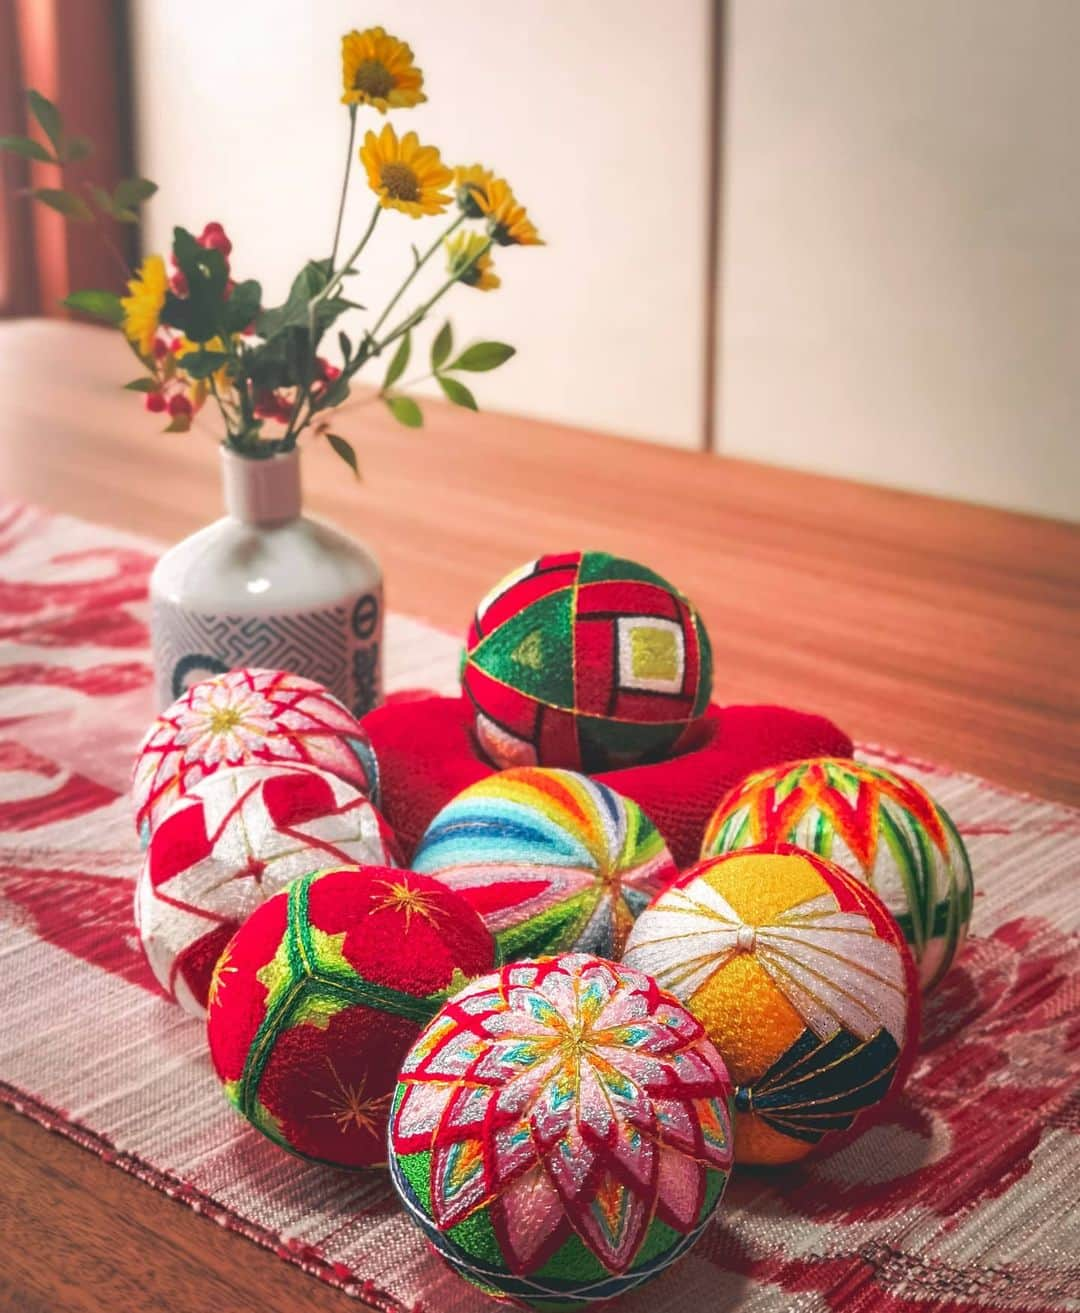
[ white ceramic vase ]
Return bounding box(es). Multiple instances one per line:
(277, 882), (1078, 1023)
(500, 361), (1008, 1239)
(149, 446), (383, 716)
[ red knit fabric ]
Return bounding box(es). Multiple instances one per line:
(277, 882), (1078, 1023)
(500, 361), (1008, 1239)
(206, 865), (495, 1168)
(362, 696), (853, 867)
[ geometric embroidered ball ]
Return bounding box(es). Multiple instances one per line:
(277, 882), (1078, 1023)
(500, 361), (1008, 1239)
(411, 767), (678, 961)
(206, 865), (494, 1169)
(701, 757), (975, 992)
(135, 762), (397, 1016)
(623, 845), (920, 1166)
(389, 953), (735, 1310)
(131, 666), (380, 844)
(461, 551), (713, 772)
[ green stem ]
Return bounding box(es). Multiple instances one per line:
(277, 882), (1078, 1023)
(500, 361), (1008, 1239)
(376, 236), (493, 356)
(329, 106), (358, 271)
(321, 201), (380, 303)
(370, 211), (465, 339)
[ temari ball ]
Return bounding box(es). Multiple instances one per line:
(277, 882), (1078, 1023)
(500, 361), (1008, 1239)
(206, 865), (494, 1168)
(462, 551), (713, 772)
(701, 757), (974, 992)
(132, 666), (379, 843)
(623, 845), (919, 1166)
(389, 952), (735, 1311)
(411, 767), (678, 962)
(136, 762), (397, 1016)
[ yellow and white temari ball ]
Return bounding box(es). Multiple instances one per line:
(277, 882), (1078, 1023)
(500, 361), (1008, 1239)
(623, 844), (920, 1165)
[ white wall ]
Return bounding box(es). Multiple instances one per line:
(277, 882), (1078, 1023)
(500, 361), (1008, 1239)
(130, 0), (711, 448)
(718, 0), (1080, 519)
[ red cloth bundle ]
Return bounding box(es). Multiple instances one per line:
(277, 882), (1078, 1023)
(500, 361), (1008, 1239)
(363, 695), (853, 867)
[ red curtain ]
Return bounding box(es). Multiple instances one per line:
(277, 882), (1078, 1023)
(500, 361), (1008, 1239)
(0, 0), (134, 318)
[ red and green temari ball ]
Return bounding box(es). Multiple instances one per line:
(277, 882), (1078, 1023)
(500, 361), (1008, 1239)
(389, 953), (735, 1311)
(462, 551), (713, 772)
(206, 865), (495, 1169)
(132, 666), (379, 844)
(136, 762), (397, 1017)
(701, 757), (974, 992)
(411, 767), (677, 962)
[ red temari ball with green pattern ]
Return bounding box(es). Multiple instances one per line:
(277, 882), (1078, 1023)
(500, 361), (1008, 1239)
(132, 667), (379, 844)
(206, 865), (495, 1169)
(389, 953), (735, 1311)
(462, 552), (713, 772)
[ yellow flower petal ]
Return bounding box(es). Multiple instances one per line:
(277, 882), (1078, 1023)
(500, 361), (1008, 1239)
(360, 123), (452, 218)
(340, 27), (426, 112)
(120, 254), (168, 358)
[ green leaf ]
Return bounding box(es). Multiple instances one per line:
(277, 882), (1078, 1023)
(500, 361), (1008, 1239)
(449, 341), (516, 372)
(437, 375), (478, 411)
(164, 415), (191, 433)
(178, 349), (229, 380)
(27, 91), (63, 155)
(385, 395), (423, 428)
(31, 188), (91, 221)
(326, 433), (360, 478)
(383, 331), (410, 388)
(223, 279), (261, 334)
(124, 377), (156, 392)
(88, 184), (114, 214)
(431, 321), (453, 371)
(64, 135), (93, 163)
(113, 177), (157, 209)
(338, 331), (352, 363)
(112, 207), (139, 224)
(255, 258), (331, 339)
(0, 134), (55, 164)
(162, 225), (229, 342)
(62, 289), (123, 325)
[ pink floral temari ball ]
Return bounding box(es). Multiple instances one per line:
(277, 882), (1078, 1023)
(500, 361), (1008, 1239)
(389, 952), (735, 1309)
(135, 761), (397, 1016)
(132, 667), (379, 843)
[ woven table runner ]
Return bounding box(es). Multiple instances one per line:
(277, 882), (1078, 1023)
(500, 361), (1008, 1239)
(0, 500), (1077, 1313)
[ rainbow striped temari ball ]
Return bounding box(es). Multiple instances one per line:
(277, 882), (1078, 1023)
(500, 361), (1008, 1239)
(702, 758), (974, 991)
(412, 767), (677, 962)
(389, 953), (735, 1310)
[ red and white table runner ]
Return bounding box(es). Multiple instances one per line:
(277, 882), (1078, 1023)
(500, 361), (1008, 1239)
(0, 501), (1077, 1312)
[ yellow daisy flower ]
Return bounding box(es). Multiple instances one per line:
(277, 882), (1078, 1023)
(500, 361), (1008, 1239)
(477, 178), (543, 247)
(120, 254), (168, 357)
(341, 27), (425, 112)
(360, 125), (452, 218)
(446, 231), (500, 291)
(453, 164), (497, 219)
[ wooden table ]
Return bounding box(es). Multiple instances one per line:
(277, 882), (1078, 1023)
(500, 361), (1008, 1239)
(0, 319), (1077, 1312)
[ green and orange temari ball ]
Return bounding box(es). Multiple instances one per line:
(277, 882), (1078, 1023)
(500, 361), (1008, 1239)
(462, 551), (713, 772)
(389, 953), (735, 1310)
(206, 865), (495, 1168)
(701, 757), (974, 991)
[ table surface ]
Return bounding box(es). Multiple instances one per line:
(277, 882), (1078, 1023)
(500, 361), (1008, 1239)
(0, 318), (1076, 1312)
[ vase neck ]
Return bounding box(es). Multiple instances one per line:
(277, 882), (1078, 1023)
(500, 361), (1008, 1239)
(221, 446), (301, 526)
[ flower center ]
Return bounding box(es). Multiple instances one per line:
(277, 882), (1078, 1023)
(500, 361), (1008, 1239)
(353, 59), (394, 99)
(380, 162), (421, 202)
(208, 706), (243, 734)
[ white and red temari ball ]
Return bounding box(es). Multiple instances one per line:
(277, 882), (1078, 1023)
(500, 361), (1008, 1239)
(389, 953), (735, 1309)
(132, 667), (379, 843)
(135, 762), (396, 1015)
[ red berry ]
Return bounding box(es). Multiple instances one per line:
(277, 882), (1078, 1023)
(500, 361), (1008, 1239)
(145, 391), (167, 413)
(152, 337), (169, 360)
(317, 357), (341, 383)
(199, 222), (232, 257)
(168, 394), (193, 418)
(169, 269), (189, 297)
